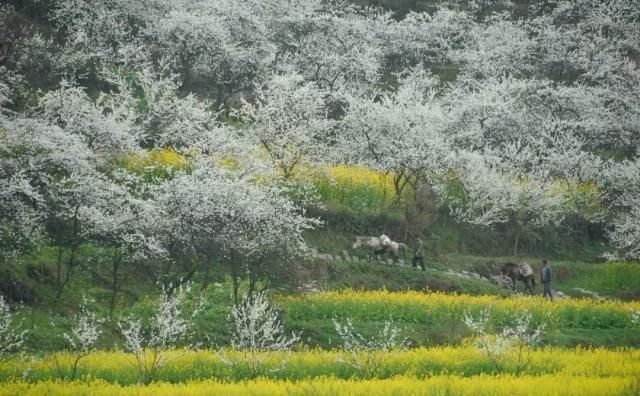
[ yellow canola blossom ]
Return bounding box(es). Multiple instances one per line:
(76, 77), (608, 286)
(281, 289), (640, 315)
(125, 147), (187, 169)
(294, 164), (399, 210)
(548, 179), (604, 215)
(121, 147), (189, 175)
(0, 375), (637, 396)
(2, 347), (638, 383)
(325, 165), (395, 193)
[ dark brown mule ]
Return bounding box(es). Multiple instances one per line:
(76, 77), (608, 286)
(500, 262), (536, 295)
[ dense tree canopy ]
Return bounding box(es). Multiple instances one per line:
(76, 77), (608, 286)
(1, 0), (639, 289)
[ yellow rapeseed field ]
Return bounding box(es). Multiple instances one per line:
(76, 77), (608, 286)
(280, 290), (640, 329)
(2, 347), (638, 383)
(294, 164), (398, 210)
(1, 290), (638, 394)
(1, 374), (638, 396)
(122, 147), (188, 172)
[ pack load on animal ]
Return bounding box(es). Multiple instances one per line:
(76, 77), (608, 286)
(519, 263), (533, 277)
(500, 262), (536, 295)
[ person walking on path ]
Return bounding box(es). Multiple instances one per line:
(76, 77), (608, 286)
(412, 237), (425, 271)
(541, 259), (553, 300)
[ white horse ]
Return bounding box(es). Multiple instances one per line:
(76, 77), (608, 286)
(352, 236), (407, 263)
(388, 241), (408, 259)
(352, 236), (386, 262)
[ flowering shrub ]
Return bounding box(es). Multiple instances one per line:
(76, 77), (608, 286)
(221, 292), (300, 378)
(464, 309), (544, 374)
(118, 284), (203, 384)
(58, 302), (103, 380)
(333, 317), (408, 378)
(0, 296), (24, 360)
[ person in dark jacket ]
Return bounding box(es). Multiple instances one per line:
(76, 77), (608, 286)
(412, 237), (425, 271)
(541, 259), (553, 300)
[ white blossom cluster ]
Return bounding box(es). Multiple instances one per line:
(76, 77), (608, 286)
(229, 292), (300, 352)
(332, 316), (408, 378)
(119, 284), (203, 353)
(464, 309), (545, 371)
(63, 303), (103, 353)
(333, 317), (408, 352)
(0, 0), (639, 299)
(0, 296), (25, 359)
(221, 292), (300, 377)
(118, 284), (204, 383)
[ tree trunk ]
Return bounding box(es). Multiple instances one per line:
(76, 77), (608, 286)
(513, 225), (520, 257)
(109, 254), (122, 319)
(56, 246), (77, 300)
(55, 246), (64, 298)
(201, 253), (212, 291)
(231, 257), (240, 307)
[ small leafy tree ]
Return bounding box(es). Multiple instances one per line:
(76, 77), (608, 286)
(222, 291), (300, 378)
(118, 284), (203, 384)
(333, 317), (408, 379)
(463, 309), (545, 375)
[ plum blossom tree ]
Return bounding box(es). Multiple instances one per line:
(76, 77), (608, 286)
(222, 291), (300, 377)
(49, 0), (151, 72)
(0, 295), (25, 360)
(151, 164), (319, 301)
(333, 316), (408, 379)
(132, 68), (217, 150)
(45, 171), (123, 298)
(602, 158), (640, 260)
(81, 171), (163, 317)
(383, 8), (471, 71)
(146, 1), (275, 101)
(275, 2), (389, 93)
(451, 16), (536, 80)
(0, 110), (94, 260)
(449, 152), (564, 256)
(38, 79), (139, 155)
(118, 283), (204, 384)
(340, 68), (451, 206)
(59, 301), (103, 380)
(607, 191), (640, 260)
(234, 73), (333, 180)
(0, 171), (43, 258)
(464, 308), (545, 375)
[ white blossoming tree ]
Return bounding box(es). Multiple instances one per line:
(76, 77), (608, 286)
(151, 164), (320, 301)
(333, 317), (408, 379)
(464, 309), (545, 375)
(57, 302), (103, 380)
(222, 291), (300, 378)
(233, 72), (333, 180)
(118, 284), (203, 384)
(0, 296), (25, 361)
